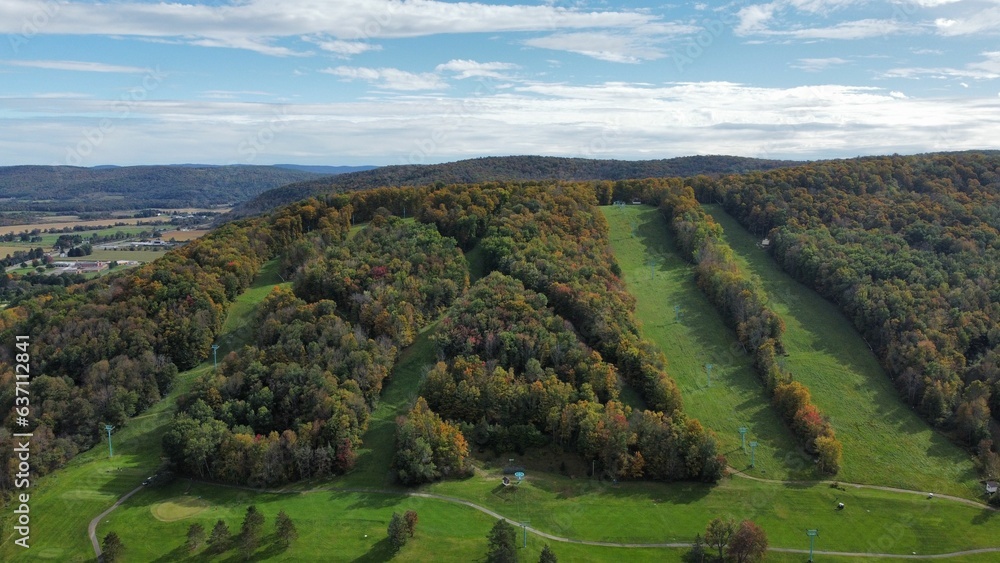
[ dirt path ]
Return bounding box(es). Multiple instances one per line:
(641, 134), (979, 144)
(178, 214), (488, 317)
(88, 485), (143, 558)
(728, 467), (993, 511)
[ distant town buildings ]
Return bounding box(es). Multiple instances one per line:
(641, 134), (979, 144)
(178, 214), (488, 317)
(54, 260), (109, 273)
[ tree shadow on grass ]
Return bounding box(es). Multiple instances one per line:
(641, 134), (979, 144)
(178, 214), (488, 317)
(166, 541), (235, 563)
(342, 490), (405, 511)
(245, 539), (288, 561)
(149, 542), (190, 563)
(972, 507), (998, 525)
(780, 479), (817, 490)
(529, 472), (714, 506)
(167, 536), (291, 563)
(351, 537), (396, 563)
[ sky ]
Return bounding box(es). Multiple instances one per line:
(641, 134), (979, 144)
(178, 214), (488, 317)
(1, 0), (999, 167)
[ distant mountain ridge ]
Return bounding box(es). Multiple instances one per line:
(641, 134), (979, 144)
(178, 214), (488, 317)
(273, 164), (378, 175)
(229, 154), (803, 219)
(0, 164), (362, 212)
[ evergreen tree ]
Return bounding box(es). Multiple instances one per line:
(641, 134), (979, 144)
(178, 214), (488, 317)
(275, 510), (298, 547)
(387, 512), (408, 552)
(685, 533), (705, 563)
(486, 518), (518, 563)
(186, 522), (206, 552)
(208, 519), (231, 550)
(539, 543), (558, 563)
(102, 531), (125, 563)
(240, 505), (266, 559)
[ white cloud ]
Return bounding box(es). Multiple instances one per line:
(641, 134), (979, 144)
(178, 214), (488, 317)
(785, 0), (866, 14)
(524, 32), (667, 63)
(201, 90), (273, 100)
(736, 1), (920, 40)
(883, 52), (1000, 80)
(882, 67), (998, 80)
(1, 60), (151, 73)
(735, 3), (778, 36)
(791, 57), (850, 72)
(0, 0), (713, 63)
(0, 0), (657, 56)
(184, 37), (312, 57)
(435, 60), (520, 80)
(304, 37), (382, 57)
(321, 66), (448, 91)
(791, 19), (910, 39)
(906, 0), (962, 7)
(968, 51), (1000, 73)
(4, 81), (999, 165)
(1, 92), (93, 99)
(934, 8), (1000, 36)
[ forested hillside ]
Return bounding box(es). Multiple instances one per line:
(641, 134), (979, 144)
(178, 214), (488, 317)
(229, 155), (799, 219)
(0, 180), (724, 495)
(0, 165), (323, 212)
(0, 198), (344, 486)
(412, 183), (723, 483)
(5, 150), (1000, 504)
(163, 215), (468, 485)
(682, 151), (1000, 470)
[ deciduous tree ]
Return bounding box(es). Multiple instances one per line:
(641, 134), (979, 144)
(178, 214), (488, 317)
(704, 517), (735, 561)
(404, 509), (419, 537)
(727, 520), (768, 563)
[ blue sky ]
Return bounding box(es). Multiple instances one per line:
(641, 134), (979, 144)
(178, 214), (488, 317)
(1, 0), (998, 166)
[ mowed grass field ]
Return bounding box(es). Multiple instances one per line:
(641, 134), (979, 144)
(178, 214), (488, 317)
(103, 466), (1000, 562)
(603, 205), (810, 480)
(429, 467), (1000, 555)
(702, 205), (981, 498)
(105, 480), (691, 563)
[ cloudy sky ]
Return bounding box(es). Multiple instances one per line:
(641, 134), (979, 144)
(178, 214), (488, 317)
(1, 0), (998, 166)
